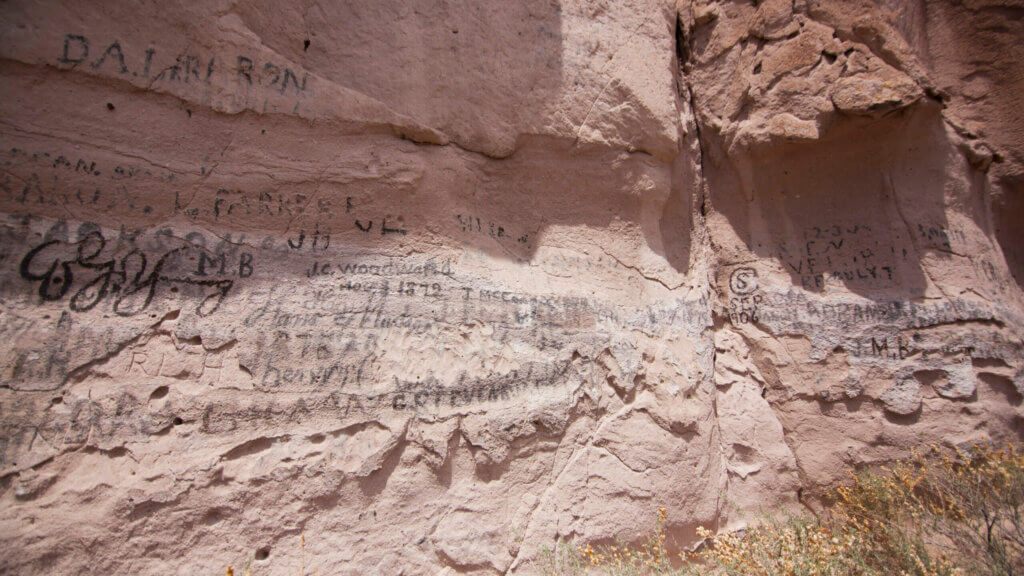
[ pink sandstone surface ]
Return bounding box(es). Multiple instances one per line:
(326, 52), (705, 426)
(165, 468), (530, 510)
(0, 0), (1022, 574)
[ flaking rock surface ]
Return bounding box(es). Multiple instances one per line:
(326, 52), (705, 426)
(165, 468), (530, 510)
(0, 1), (1022, 574)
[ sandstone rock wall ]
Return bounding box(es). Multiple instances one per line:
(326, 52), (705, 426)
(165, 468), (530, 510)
(1, 1), (1022, 574)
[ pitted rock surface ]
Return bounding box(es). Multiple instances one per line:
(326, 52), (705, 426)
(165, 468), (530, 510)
(1, 1), (1023, 574)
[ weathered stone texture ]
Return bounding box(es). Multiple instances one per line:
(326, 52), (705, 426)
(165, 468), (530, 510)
(1, 1), (1022, 574)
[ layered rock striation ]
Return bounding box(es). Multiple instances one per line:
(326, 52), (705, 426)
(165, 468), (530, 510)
(1, 0), (1022, 574)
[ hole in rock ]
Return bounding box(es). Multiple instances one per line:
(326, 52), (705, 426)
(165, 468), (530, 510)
(308, 433), (325, 444)
(303, 39), (310, 51)
(979, 373), (1022, 406)
(172, 416), (183, 426)
(753, 62), (762, 74)
(731, 443), (757, 463)
(913, 369), (948, 389)
(255, 547), (270, 561)
(106, 102), (115, 111)
(150, 386), (169, 401)
(974, 357), (1008, 369)
(51, 396), (62, 405)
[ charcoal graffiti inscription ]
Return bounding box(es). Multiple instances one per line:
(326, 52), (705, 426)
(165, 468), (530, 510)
(57, 34), (309, 96)
(727, 266), (762, 324)
(19, 229), (251, 317)
(1, 146), (176, 217)
(777, 223), (906, 289)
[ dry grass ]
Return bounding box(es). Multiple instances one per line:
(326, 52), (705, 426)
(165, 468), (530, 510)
(537, 508), (682, 576)
(536, 443), (1024, 576)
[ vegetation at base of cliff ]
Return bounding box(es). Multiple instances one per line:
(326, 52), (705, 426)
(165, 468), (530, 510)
(536, 442), (1024, 576)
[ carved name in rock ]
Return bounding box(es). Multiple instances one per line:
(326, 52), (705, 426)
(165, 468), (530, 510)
(2, 1), (1024, 575)
(57, 34), (308, 95)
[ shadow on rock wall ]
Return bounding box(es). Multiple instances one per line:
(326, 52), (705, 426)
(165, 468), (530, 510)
(885, 0), (1024, 289)
(705, 105), (965, 301)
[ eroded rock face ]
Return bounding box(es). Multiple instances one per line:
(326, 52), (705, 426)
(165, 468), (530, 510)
(0, 1), (1022, 574)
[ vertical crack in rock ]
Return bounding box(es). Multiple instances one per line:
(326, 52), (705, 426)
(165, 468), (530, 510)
(1, 1), (1024, 573)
